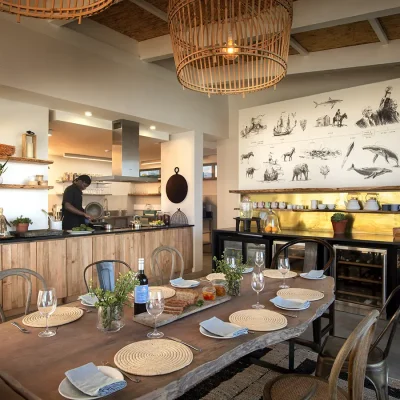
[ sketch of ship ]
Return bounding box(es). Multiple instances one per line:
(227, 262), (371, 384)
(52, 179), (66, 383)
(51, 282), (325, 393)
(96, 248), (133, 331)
(273, 113), (297, 136)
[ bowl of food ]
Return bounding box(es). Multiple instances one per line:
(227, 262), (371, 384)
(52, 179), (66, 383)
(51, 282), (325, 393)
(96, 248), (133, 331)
(67, 224), (94, 235)
(149, 220), (165, 227)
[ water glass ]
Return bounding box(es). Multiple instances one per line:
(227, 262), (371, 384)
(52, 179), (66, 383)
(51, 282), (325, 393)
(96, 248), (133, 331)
(251, 271), (265, 309)
(226, 257), (236, 268)
(37, 288), (57, 338)
(278, 258), (290, 289)
(255, 251), (265, 271)
(146, 289), (165, 339)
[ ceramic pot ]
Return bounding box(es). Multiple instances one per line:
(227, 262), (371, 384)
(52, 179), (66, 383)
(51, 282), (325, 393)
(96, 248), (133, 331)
(332, 220), (348, 235)
(16, 223), (29, 233)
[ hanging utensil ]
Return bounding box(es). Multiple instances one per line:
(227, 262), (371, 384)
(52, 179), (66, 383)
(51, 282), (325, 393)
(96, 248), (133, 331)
(166, 167), (188, 204)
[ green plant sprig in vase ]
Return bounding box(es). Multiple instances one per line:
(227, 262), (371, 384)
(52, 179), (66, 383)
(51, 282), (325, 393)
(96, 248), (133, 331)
(213, 252), (247, 296)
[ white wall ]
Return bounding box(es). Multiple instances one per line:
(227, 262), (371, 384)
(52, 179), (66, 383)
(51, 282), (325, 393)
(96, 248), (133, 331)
(0, 98), (49, 230)
(217, 64), (400, 228)
(161, 132), (203, 271)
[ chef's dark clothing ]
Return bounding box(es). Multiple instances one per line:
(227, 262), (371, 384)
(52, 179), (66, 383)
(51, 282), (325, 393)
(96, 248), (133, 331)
(62, 184), (85, 230)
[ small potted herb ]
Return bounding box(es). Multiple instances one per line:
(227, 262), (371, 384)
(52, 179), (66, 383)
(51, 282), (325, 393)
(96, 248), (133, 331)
(11, 216), (33, 233)
(331, 213), (349, 235)
(213, 253), (247, 296)
(90, 271), (139, 332)
(0, 159), (8, 184)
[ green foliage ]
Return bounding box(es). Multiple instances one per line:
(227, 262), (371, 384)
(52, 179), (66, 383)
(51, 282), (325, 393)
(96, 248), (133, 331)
(0, 159), (8, 176)
(11, 216), (33, 225)
(331, 213), (348, 222)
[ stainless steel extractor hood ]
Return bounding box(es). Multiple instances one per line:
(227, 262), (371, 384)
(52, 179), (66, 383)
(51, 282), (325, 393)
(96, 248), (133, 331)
(93, 120), (159, 183)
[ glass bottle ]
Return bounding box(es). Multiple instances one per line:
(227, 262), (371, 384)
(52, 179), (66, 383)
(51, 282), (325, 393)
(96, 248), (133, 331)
(0, 208), (8, 237)
(264, 209), (281, 233)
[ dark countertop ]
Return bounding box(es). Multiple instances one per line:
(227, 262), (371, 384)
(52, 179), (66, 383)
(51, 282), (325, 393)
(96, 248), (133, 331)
(0, 225), (194, 244)
(214, 227), (399, 246)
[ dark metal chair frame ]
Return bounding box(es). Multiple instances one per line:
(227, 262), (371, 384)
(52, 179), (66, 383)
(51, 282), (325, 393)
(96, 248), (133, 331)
(0, 268), (47, 323)
(83, 260), (132, 292)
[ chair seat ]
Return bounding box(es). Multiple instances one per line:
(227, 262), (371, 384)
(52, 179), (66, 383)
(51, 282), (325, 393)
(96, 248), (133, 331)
(263, 374), (348, 400)
(321, 335), (384, 365)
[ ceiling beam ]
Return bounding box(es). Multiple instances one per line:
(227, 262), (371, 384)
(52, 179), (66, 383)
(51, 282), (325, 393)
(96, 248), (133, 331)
(368, 18), (389, 45)
(129, 0), (168, 22)
(289, 37), (308, 56)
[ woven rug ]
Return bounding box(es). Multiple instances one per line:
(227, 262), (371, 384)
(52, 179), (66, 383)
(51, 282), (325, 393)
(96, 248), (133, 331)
(178, 343), (400, 400)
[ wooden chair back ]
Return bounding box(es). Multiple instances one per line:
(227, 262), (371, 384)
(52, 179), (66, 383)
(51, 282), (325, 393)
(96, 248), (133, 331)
(0, 268), (47, 323)
(328, 309), (379, 400)
(270, 238), (335, 273)
(151, 246), (184, 285)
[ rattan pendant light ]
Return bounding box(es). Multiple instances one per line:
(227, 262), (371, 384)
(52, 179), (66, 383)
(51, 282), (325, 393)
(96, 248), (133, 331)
(168, 0), (293, 96)
(0, 0), (115, 23)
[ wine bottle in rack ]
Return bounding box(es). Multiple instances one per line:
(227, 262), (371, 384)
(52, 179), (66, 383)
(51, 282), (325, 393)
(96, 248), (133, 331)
(134, 258), (148, 315)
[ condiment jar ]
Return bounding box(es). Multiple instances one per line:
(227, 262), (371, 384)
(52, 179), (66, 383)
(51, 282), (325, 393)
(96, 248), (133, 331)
(202, 286), (216, 301)
(211, 279), (227, 297)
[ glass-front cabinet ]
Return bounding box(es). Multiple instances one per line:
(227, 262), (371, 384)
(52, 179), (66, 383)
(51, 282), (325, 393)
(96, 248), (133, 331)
(223, 240), (243, 260)
(272, 240), (306, 273)
(334, 245), (386, 315)
(246, 242), (267, 268)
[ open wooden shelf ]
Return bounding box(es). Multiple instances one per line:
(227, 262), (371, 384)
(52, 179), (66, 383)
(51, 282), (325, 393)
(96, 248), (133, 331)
(0, 184), (53, 190)
(128, 193), (161, 197)
(55, 193), (111, 196)
(0, 156), (53, 165)
(56, 180), (111, 184)
(235, 208), (400, 215)
(337, 275), (382, 284)
(230, 186), (400, 194)
(338, 260), (382, 269)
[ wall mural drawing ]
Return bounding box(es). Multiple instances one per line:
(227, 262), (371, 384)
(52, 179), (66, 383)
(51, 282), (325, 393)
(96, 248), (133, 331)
(239, 78), (400, 190)
(240, 115), (267, 138)
(362, 146), (399, 167)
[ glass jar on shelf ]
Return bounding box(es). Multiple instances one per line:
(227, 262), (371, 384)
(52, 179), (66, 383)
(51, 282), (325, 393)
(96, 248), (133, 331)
(240, 197), (253, 219)
(264, 209), (280, 233)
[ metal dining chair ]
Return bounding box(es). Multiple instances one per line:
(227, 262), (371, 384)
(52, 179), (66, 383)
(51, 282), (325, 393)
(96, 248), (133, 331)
(83, 260), (132, 292)
(0, 371), (42, 400)
(150, 246), (184, 285)
(0, 268), (47, 323)
(270, 238), (335, 370)
(315, 285), (400, 400)
(263, 309), (379, 400)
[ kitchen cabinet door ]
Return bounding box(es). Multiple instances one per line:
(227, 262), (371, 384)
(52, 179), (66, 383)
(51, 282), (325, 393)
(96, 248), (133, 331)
(37, 239), (67, 299)
(115, 232), (144, 275)
(1, 242), (37, 312)
(66, 237), (93, 297)
(92, 234), (117, 287)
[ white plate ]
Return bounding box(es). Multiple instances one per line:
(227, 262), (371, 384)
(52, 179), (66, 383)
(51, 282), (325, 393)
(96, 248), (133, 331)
(67, 230), (93, 235)
(199, 323), (243, 340)
(80, 300), (96, 308)
(58, 366), (123, 400)
(300, 273), (327, 280)
(206, 273), (226, 281)
(273, 301), (310, 311)
(170, 280), (200, 288)
(243, 267), (254, 274)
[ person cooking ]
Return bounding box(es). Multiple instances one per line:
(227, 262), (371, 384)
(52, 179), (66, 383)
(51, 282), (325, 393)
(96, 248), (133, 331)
(62, 175), (93, 230)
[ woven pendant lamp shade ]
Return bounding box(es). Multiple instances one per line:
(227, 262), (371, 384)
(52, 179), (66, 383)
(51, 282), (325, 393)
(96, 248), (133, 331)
(0, 0), (115, 23)
(168, 0), (293, 96)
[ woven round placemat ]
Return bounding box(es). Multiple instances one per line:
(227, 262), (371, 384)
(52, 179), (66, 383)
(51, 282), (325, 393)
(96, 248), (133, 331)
(263, 269), (297, 279)
(206, 273), (226, 281)
(277, 288), (324, 302)
(22, 307), (83, 328)
(229, 309), (288, 332)
(114, 339), (193, 376)
(131, 286), (176, 300)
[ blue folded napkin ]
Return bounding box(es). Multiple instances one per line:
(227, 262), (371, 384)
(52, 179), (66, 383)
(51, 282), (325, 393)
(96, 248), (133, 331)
(65, 363), (127, 397)
(306, 270), (324, 279)
(78, 293), (98, 306)
(170, 278), (198, 288)
(270, 296), (309, 309)
(200, 317), (248, 338)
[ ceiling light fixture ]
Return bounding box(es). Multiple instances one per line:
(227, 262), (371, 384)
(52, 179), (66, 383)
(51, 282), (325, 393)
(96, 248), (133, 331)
(141, 160), (161, 166)
(85, 111), (93, 117)
(63, 153), (112, 163)
(150, 125), (156, 130)
(168, 0), (293, 96)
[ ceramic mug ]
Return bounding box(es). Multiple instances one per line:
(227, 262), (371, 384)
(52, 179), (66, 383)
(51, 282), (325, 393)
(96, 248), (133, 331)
(299, 205), (304, 210)
(265, 201), (271, 209)
(279, 202), (286, 209)
(287, 204), (293, 210)
(382, 204), (391, 211)
(253, 202), (258, 209)
(258, 201), (265, 209)
(311, 200), (318, 210)
(391, 204), (399, 211)
(271, 202), (278, 209)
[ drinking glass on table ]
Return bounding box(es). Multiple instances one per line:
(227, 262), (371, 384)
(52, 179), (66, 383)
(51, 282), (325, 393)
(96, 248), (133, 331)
(255, 251), (265, 271)
(278, 258), (291, 289)
(226, 257), (236, 268)
(251, 271), (265, 309)
(146, 289), (165, 339)
(37, 288), (57, 338)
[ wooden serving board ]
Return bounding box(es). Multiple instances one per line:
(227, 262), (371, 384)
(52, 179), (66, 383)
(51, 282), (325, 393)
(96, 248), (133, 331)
(133, 294), (231, 328)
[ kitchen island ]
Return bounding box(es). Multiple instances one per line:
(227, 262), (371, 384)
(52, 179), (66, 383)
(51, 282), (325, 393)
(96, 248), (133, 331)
(1, 225), (193, 318)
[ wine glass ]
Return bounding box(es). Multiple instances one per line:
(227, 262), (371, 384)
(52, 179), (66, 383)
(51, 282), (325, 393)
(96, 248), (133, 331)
(278, 258), (290, 289)
(255, 251), (265, 271)
(251, 271), (265, 309)
(226, 257), (236, 268)
(146, 289), (165, 339)
(37, 288), (57, 338)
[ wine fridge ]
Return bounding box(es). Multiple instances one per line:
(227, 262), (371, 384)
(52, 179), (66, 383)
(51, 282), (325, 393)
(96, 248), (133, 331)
(334, 245), (386, 316)
(272, 240), (306, 273)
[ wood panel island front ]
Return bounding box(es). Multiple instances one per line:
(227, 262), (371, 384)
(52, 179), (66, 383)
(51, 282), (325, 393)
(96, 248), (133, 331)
(0, 225), (193, 317)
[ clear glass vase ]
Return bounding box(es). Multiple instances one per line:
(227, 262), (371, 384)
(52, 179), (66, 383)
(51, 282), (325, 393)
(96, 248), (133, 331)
(97, 305), (124, 332)
(227, 279), (241, 296)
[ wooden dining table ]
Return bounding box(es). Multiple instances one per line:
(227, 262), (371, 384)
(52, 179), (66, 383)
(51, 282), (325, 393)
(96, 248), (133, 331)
(0, 273), (334, 400)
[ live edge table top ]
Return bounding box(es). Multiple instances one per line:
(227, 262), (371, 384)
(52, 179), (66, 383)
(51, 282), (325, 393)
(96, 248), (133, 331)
(0, 275), (334, 400)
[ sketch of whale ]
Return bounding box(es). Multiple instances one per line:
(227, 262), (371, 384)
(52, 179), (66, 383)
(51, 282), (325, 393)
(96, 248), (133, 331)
(362, 145), (399, 167)
(313, 97), (343, 109)
(347, 164), (392, 179)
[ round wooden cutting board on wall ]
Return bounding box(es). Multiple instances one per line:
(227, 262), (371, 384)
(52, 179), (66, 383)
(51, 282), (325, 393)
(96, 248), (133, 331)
(166, 167), (188, 204)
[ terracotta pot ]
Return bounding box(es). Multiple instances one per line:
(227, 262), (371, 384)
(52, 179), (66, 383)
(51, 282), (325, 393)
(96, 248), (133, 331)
(16, 223), (29, 233)
(331, 220), (348, 235)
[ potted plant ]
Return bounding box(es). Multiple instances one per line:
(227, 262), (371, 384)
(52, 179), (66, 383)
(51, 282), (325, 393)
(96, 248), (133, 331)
(331, 213), (349, 234)
(213, 253), (247, 296)
(11, 216), (33, 233)
(0, 159), (8, 184)
(90, 271), (139, 332)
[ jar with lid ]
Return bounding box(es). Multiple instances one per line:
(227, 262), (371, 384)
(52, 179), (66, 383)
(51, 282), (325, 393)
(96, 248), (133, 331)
(202, 286), (216, 301)
(240, 197), (253, 219)
(264, 209), (280, 233)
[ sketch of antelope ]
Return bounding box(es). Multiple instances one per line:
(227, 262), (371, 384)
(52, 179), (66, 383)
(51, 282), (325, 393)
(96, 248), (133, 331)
(283, 147), (295, 162)
(241, 151), (254, 164)
(246, 167), (258, 179)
